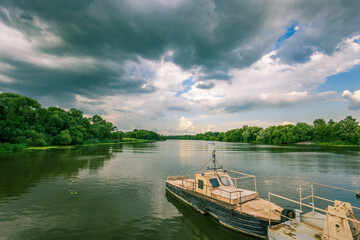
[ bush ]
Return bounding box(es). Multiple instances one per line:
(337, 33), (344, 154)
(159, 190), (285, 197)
(0, 143), (27, 153)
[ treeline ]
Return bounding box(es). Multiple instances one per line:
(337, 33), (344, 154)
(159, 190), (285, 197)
(168, 117), (360, 145)
(124, 129), (166, 141)
(0, 93), (164, 150)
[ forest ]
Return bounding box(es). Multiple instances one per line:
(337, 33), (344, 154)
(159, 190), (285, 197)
(168, 117), (360, 145)
(0, 93), (164, 152)
(2, 92), (359, 153)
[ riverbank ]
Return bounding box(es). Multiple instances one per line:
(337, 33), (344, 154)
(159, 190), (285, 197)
(167, 138), (360, 148)
(0, 138), (158, 153)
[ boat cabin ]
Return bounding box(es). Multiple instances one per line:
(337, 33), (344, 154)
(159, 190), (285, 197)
(194, 169), (258, 205)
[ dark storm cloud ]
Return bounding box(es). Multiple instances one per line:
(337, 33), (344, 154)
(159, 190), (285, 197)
(0, 0), (359, 107)
(274, 0), (360, 63)
(196, 82), (215, 90)
(0, 0), (278, 96)
(0, 58), (155, 106)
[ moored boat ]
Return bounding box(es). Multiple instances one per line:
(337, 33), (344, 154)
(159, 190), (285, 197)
(165, 150), (293, 239)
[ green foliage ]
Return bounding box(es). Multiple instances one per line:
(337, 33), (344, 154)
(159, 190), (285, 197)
(56, 129), (72, 145)
(1, 93), (162, 148)
(124, 129), (165, 141)
(0, 143), (27, 153)
(169, 116), (360, 146)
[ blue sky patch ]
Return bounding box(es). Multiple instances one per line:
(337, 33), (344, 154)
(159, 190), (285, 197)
(317, 65), (360, 93)
(275, 22), (300, 49)
(175, 76), (194, 97)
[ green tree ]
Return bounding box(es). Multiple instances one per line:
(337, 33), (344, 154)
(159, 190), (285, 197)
(335, 116), (359, 144)
(56, 129), (72, 145)
(313, 118), (326, 127)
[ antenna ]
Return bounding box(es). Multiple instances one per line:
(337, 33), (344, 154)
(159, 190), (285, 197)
(212, 150), (216, 170)
(205, 143), (222, 172)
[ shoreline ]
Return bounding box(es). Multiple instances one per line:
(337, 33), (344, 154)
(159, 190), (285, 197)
(1, 139), (358, 154)
(26, 138), (156, 150)
(0, 138), (157, 153)
(166, 139), (360, 148)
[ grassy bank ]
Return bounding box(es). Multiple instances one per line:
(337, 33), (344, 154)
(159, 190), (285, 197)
(0, 138), (157, 153)
(26, 138), (156, 151)
(313, 142), (359, 147)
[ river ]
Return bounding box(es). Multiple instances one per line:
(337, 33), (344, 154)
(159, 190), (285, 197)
(0, 140), (359, 239)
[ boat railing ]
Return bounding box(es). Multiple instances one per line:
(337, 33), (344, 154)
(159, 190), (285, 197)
(194, 169), (257, 193)
(226, 169), (258, 193)
(179, 178), (244, 205)
(268, 191), (360, 239)
(299, 182), (360, 213)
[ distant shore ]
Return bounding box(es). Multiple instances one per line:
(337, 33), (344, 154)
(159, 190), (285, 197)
(167, 139), (360, 148)
(0, 138), (158, 153)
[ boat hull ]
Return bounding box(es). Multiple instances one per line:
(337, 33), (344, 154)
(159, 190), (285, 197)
(166, 182), (269, 239)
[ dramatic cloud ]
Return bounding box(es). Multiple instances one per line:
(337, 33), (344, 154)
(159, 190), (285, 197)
(182, 35), (360, 113)
(0, 0), (359, 133)
(343, 90), (360, 110)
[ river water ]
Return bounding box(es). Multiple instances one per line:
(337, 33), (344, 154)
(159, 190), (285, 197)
(0, 140), (359, 240)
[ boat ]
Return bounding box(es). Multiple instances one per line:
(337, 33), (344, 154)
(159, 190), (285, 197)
(165, 150), (294, 239)
(268, 182), (360, 240)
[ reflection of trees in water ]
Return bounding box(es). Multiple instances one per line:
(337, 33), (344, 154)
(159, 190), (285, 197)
(221, 143), (360, 155)
(165, 191), (256, 240)
(0, 145), (122, 198)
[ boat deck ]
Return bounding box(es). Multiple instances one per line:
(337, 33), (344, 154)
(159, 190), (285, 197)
(167, 179), (282, 222)
(268, 212), (326, 240)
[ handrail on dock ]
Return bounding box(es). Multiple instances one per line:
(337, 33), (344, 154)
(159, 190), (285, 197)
(268, 192), (360, 227)
(299, 182), (360, 212)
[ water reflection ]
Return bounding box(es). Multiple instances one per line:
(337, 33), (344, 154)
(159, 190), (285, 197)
(0, 140), (359, 240)
(165, 191), (254, 240)
(0, 145), (121, 199)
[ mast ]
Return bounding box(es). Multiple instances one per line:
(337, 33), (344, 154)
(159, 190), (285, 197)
(212, 150), (216, 172)
(206, 143), (222, 172)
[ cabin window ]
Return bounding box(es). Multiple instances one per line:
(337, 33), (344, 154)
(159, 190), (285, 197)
(209, 178), (220, 188)
(198, 180), (204, 189)
(219, 176), (231, 186)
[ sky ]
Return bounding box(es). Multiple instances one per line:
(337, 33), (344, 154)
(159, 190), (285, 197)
(0, 0), (360, 135)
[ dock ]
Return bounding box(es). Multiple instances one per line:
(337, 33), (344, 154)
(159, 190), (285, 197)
(267, 182), (360, 240)
(269, 212), (325, 240)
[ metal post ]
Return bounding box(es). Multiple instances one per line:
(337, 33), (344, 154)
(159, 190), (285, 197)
(240, 191), (242, 210)
(311, 183), (315, 214)
(254, 176), (257, 193)
(300, 184), (302, 212)
(268, 192), (271, 227)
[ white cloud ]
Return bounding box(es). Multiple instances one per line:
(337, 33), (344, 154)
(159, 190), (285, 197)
(343, 90), (360, 110)
(69, 35), (360, 134)
(0, 74), (14, 83)
(281, 121), (295, 126)
(178, 116), (196, 133)
(182, 35), (360, 113)
(0, 20), (96, 72)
